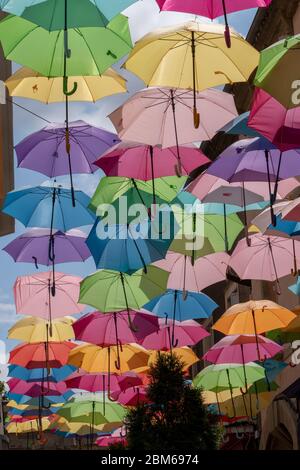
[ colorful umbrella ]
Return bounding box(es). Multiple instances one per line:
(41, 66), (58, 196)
(254, 33), (300, 108)
(6, 417), (51, 434)
(0, 14), (132, 76)
(229, 234), (300, 290)
(124, 22), (258, 127)
(112, 386), (149, 406)
(86, 221), (173, 273)
(8, 378), (67, 397)
(5, 66), (127, 103)
(148, 347), (199, 370)
(14, 272), (83, 319)
(110, 87), (237, 170)
(141, 318), (209, 350)
(248, 88), (300, 151)
(2, 185), (96, 230)
(94, 142), (210, 180)
(220, 111), (261, 138)
(9, 341), (76, 369)
(1, 1), (46, 15)
(8, 364), (76, 383)
(95, 426), (127, 447)
(154, 252), (230, 293)
(65, 371), (143, 393)
(156, 1), (272, 47)
(79, 267), (169, 322)
(8, 316), (75, 343)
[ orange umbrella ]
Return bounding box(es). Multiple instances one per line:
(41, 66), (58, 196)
(148, 347), (199, 371)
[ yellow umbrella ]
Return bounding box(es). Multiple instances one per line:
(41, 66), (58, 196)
(219, 391), (276, 419)
(148, 347), (199, 371)
(202, 388), (243, 405)
(5, 67), (127, 103)
(124, 21), (259, 127)
(50, 417), (117, 436)
(6, 417), (51, 434)
(8, 316), (75, 343)
(68, 343), (150, 375)
(213, 300), (296, 335)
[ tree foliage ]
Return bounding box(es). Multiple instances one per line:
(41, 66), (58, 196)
(125, 352), (217, 451)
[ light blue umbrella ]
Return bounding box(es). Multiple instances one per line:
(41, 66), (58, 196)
(0, 0), (45, 14)
(220, 112), (262, 138)
(260, 359), (288, 383)
(2, 185), (96, 230)
(86, 220), (174, 273)
(8, 407), (56, 417)
(8, 364), (76, 383)
(266, 214), (300, 238)
(7, 391), (74, 405)
(144, 288), (217, 347)
(289, 277), (300, 296)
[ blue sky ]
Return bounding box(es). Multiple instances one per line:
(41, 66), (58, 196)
(0, 0), (256, 373)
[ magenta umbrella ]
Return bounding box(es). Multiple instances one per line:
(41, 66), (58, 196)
(94, 142), (210, 180)
(229, 233), (300, 293)
(111, 386), (149, 406)
(154, 252), (229, 293)
(141, 318), (209, 350)
(96, 426), (127, 447)
(156, 1), (272, 47)
(65, 371), (143, 394)
(7, 378), (67, 397)
(109, 87), (237, 175)
(248, 88), (300, 151)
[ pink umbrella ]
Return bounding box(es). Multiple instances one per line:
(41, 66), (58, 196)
(154, 252), (229, 293)
(109, 87), (237, 174)
(111, 387), (150, 406)
(203, 334), (282, 364)
(229, 233), (300, 293)
(94, 142), (210, 180)
(73, 310), (159, 346)
(248, 88), (300, 151)
(8, 378), (67, 397)
(141, 318), (209, 350)
(65, 371), (143, 394)
(95, 426), (127, 447)
(156, 1), (272, 47)
(14, 272), (83, 323)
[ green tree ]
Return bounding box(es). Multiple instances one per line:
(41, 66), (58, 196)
(125, 352), (217, 451)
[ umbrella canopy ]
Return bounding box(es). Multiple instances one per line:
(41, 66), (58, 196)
(8, 316), (75, 343)
(65, 371), (143, 393)
(0, 14), (132, 76)
(212, 300), (296, 335)
(219, 391), (275, 418)
(8, 364), (75, 383)
(144, 289), (218, 321)
(73, 310), (159, 346)
(68, 343), (150, 375)
(50, 418), (116, 436)
(3, 228), (90, 266)
(203, 334), (282, 364)
(156, 1), (271, 19)
(10, 0), (137, 29)
(141, 318), (209, 350)
(109, 87), (238, 152)
(271, 197), (300, 222)
(112, 387), (149, 406)
(94, 142), (210, 180)
(2, 185), (96, 230)
(15, 120), (118, 177)
(14, 272), (83, 318)
(124, 22), (258, 110)
(5, 67), (127, 103)
(154, 252), (230, 292)
(9, 341), (76, 369)
(229, 233), (300, 286)
(79, 267), (169, 313)
(96, 426), (127, 447)
(8, 378), (67, 397)
(1, 1), (46, 15)
(248, 88), (300, 151)
(86, 221), (173, 273)
(193, 363), (265, 392)
(220, 111), (261, 138)
(254, 33), (300, 108)
(148, 347), (199, 370)
(57, 396), (126, 425)
(6, 417), (51, 434)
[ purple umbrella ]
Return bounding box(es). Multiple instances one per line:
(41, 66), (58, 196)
(207, 137), (300, 224)
(15, 120), (119, 205)
(3, 228), (90, 296)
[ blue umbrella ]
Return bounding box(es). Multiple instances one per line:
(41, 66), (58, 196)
(144, 288), (218, 347)
(0, 0), (46, 14)
(86, 220), (173, 273)
(260, 359), (287, 383)
(8, 407), (56, 417)
(220, 112), (262, 138)
(2, 185), (96, 231)
(8, 364), (76, 383)
(8, 391), (74, 405)
(267, 214), (300, 238)
(289, 277), (300, 296)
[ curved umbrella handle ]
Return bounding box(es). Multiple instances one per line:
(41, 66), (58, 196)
(239, 386), (248, 395)
(193, 107), (200, 129)
(63, 76), (78, 96)
(224, 26), (231, 48)
(32, 256), (39, 269)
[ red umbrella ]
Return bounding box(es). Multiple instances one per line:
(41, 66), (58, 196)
(9, 341), (76, 369)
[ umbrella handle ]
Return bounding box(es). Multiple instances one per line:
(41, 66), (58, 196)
(175, 162), (182, 178)
(63, 76), (78, 96)
(239, 386), (248, 395)
(193, 107), (200, 129)
(32, 256), (39, 269)
(224, 25), (231, 49)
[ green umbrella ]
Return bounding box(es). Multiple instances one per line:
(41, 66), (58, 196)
(170, 204), (243, 262)
(79, 267), (169, 327)
(57, 397), (126, 425)
(254, 35), (300, 108)
(89, 176), (187, 214)
(0, 14), (132, 76)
